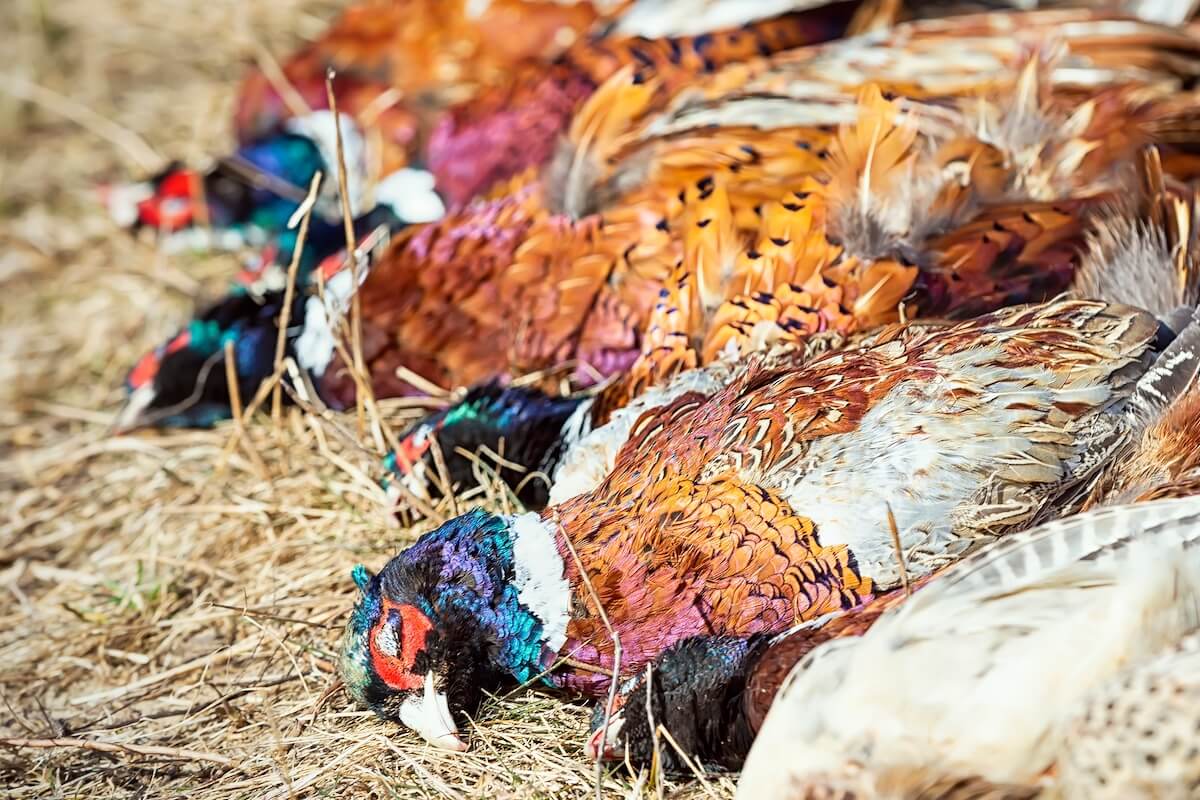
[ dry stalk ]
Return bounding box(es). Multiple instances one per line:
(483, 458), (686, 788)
(250, 39), (312, 122)
(394, 365), (452, 399)
(646, 665), (663, 800)
(217, 153), (312, 205)
(885, 502), (911, 598)
(0, 75), (161, 170)
(221, 339), (270, 480)
(324, 68), (366, 437)
(654, 727), (722, 800)
(273, 172), (323, 426)
(426, 436), (460, 518)
(554, 519), (622, 800)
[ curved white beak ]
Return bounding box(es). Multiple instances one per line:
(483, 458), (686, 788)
(399, 671), (468, 752)
(112, 384), (157, 434)
(586, 713), (624, 761)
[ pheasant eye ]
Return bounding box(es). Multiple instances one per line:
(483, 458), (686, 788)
(374, 618), (400, 658)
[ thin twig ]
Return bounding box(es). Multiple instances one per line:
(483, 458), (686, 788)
(646, 665), (663, 799)
(393, 365), (451, 399)
(655, 727), (722, 800)
(885, 502), (911, 598)
(553, 518), (621, 800)
(427, 436), (459, 518)
(324, 68), (366, 437)
(219, 340), (269, 480)
(250, 41), (312, 122)
(0, 76), (161, 171)
(210, 602), (337, 630)
(273, 172), (323, 426)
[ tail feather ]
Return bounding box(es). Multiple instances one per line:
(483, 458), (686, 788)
(1128, 306), (1200, 426)
(909, 496), (1200, 609)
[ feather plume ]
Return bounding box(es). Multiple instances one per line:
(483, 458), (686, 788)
(545, 66), (657, 219)
(1073, 146), (1200, 320)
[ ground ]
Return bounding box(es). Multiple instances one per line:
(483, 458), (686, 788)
(0, 1), (731, 797)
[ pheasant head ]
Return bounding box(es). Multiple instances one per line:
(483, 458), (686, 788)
(339, 508), (571, 751)
(116, 290), (304, 430)
(116, 213), (397, 432)
(383, 383), (592, 509)
(106, 112), (372, 239)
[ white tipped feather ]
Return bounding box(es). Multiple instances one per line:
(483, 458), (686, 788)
(608, 0), (831, 39)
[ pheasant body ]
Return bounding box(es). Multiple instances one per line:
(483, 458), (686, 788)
(1058, 630), (1200, 800)
(591, 586), (913, 770)
(737, 496), (1200, 799)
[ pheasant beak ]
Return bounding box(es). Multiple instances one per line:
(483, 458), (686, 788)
(112, 384), (157, 434)
(97, 181), (154, 230)
(586, 713), (624, 761)
(398, 671), (467, 752)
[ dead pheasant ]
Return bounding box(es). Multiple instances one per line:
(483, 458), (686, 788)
(119, 7), (1200, 447)
(341, 297), (1184, 751)
(380, 27), (1200, 504)
(737, 495), (1200, 799)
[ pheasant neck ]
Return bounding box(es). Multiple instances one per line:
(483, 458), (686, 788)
(505, 512), (571, 657)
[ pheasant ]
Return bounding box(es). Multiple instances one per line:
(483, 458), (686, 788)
(1057, 629), (1200, 800)
(736, 495), (1200, 800)
(115, 212), (396, 431)
(114, 1), (874, 432)
(100, 109), (436, 253)
(375, 10), (1200, 504)
(339, 296), (1182, 750)
(119, 7), (1200, 441)
(585, 145), (1200, 772)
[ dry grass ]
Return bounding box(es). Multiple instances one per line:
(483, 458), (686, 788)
(0, 1), (732, 797)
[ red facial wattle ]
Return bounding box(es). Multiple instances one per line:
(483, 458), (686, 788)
(395, 433), (433, 475)
(127, 329), (191, 390)
(369, 600), (433, 691)
(137, 170), (201, 231)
